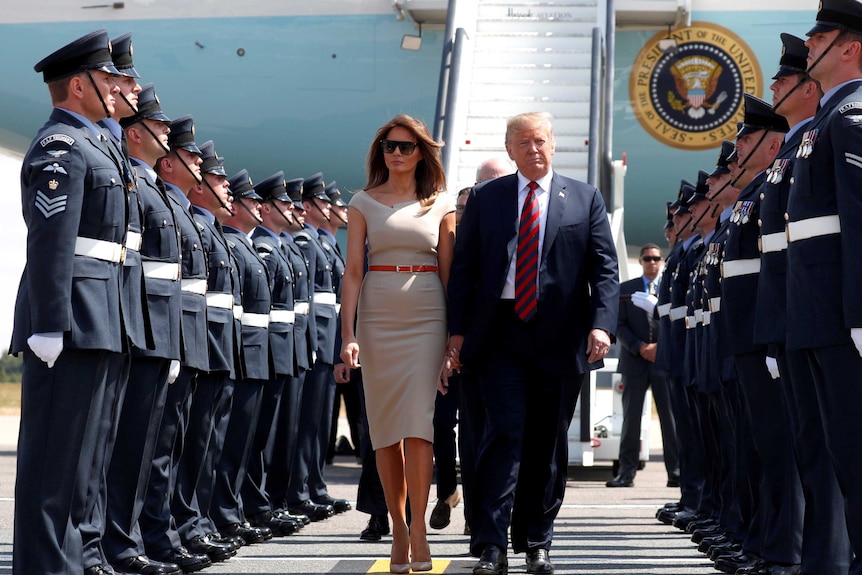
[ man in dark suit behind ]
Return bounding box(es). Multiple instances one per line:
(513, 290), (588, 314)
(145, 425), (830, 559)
(607, 244), (678, 488)
(447, 111), (619, 575)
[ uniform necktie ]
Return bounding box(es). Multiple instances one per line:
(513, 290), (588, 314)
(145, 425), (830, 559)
(515, 181), (540, 321)
(648, 281), (656, 296)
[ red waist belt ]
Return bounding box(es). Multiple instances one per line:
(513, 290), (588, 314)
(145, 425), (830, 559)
(368, 265), (438, 273)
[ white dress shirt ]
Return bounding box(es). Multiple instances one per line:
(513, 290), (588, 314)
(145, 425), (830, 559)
(501, 170), (553, 299)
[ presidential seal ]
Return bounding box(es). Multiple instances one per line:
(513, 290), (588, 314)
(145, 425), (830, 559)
(629, 22), (762, 150)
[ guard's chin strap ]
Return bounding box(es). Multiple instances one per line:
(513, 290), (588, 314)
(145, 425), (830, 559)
(310, 198), (331, 223)
(116, 89), (139, 117)
(85, 70), (112, 119)
(330, 206), (347, 226)
(270, 199), (297, 229)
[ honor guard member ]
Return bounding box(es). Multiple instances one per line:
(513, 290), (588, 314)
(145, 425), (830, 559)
(322, 181), (359, 465)
(210, 171), (273, 544)
(716, 94), (803, 575)
(656, 182), (706, 528)
(140, 115), (211, 563)
(103, 84), (189, 574)
(286, 172), (341, 521)
(268, 178), (316, 522)
(239, 172), (305, 536)
(72, 30), (153, 568)
(696, 141), (750, 560)
(756, 33), (853, 574)
(170, 140), (241, 565)
(10, 29), (128, 575)
(786, 0), (862, 568)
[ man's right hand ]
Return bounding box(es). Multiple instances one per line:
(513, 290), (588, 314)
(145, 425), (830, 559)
(340, 337), (361, 369)
(27, 332), (64, 368)
(447, 334), (464, 371)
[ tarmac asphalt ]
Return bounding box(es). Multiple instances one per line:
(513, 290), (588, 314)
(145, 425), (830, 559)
(0, 416), (720, 575)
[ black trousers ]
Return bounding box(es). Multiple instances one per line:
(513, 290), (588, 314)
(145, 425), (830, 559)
(287, 360), (331, 506)
(268, 371), (307, 513)
(469, 303), (581, 556)
(617, 368), (677, 479)
(14, 349), (115, 575)
(242, 375), (288, 518)
(433, 377), (460, 501)
(140, 368), (195, 555)
(104, 357), (171, 562)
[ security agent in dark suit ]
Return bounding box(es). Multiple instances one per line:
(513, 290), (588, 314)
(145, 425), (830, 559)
(10, 29), (129, 575)
(607, 243), (678, 488)
(755, 33), (852, 574)
(241, 172), (305, 536)
(103, 84), (195, 574)
(786, 1), (862, 568)
(710, 95), (802, 575)
(286, 173), (341, 521)
(140, 115), (211, 562)
(169, 140), (242, 565)
(448, 112), (619, 575)
(205, 171), (273, 544)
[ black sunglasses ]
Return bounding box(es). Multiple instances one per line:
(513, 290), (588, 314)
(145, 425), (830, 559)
(380, 139), (418, 155)
(641, 256), (662, 262)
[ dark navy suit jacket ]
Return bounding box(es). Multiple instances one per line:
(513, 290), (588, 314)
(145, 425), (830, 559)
(617, 276), (658, 377)
(448, 171), (619, 376)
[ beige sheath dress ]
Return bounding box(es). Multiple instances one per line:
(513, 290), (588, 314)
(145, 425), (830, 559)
(349, 190), (454, 449)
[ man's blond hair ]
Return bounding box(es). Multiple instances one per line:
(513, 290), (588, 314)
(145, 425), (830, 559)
(505, 112), (554, 145)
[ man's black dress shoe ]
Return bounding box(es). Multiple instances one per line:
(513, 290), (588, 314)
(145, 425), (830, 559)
(359, 514), (390, 541)
(696, 532), (728, 551)
(84, 565), (114, 575)
(313, 494), (352, 514)
(207, 531), (243, 550)
(249, 511), (299, 536)
(474, 545), (507, 575)
(714, 552), (761, 574)
(220, 522), (268, 545)
(185, 534), (235, 562)
(686, 517), (718, 534)
(672, 509), (702, 530)
(605, 475), (634, 488)
(289, 500), (334, 521)
(737, 563), (801, 575)
(112, 555), (181, 575)
(526, 548), (554, 574)
(148, 547), (211, 574)
(691, 524), (723, 544)
(274, 509), (308, 527)
(709, 541), (743, 561)
(666, 474), (680, 488)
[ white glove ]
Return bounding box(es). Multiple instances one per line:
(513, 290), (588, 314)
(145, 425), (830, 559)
(631, 291), (658, 314)
(851, 328), (862, 357)
(27, 332), (64, 368)
(765, 356), (780, 380)
(168, 359), (181, 384)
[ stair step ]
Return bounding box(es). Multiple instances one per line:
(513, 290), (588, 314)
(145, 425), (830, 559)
(479, 0), (597, 8)
(461, 133), (590, 148)
(466, 116), (590, 133)
(477, 3), (599, 20)
(469, 82), (592, 100)
(474, 33), (594, 51)
(473, 49), (595, 67)
(477, 19), (597, 34)
(467, 99), (592, 117)
(471, 66), (593, 84)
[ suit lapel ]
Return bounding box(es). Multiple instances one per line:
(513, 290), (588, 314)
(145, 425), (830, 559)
(502, 176), (519, 265)
(542, 172), (567, 261)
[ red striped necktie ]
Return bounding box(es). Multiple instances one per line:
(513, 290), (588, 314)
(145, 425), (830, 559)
(515, 181), (540, 321)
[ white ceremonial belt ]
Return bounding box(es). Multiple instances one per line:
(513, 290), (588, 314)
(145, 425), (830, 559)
(206, 292), (234, 310)
(313, 292), (337, 306)
(270, 310), (296, 324)
(694, 309), (703, 323)
(759, 232), (787, 254)
(685, 315), (697, 329)
(787, 215), (841, 242)
(233, 305), (244, 320)
(293, 302), (310, 315)
(125, 231), (142, 252)
(75, 236), (124, 264)
(703, 311), (712, 325)
(657, 303), (672, 318)
(142, 261), (181, 281)
(181, 278), (207, 295)
(241, 313), (270, 328)
(669, 306), (687, 321)
(709, 297), (721, 313)
(721, 258), (761, 279)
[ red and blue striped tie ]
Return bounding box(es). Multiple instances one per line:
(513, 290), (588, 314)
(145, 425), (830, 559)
(515, 181), (539, 321)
